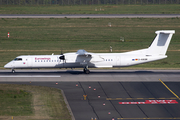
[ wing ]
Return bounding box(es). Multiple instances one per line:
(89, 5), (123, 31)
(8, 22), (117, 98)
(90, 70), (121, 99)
(76, 49), (92, 57)
(76, 49), (104, 63)
(65, 50), (104, 64)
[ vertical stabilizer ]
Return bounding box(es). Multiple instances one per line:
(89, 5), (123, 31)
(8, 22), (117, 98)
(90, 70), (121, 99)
(146, 30), (175, 56)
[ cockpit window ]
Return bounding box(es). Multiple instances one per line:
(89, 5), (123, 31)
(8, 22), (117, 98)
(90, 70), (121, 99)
(14, 58), (22, 61)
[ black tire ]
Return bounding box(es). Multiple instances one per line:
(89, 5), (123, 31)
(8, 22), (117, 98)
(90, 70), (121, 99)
(85, 70), (90, 74)
(12, 69), (15, 73)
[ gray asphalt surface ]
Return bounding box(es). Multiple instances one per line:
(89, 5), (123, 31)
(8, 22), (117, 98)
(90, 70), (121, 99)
(0, 70), (180, 120)
(0, 69), (180, 82)
(0, 14), (180, 18)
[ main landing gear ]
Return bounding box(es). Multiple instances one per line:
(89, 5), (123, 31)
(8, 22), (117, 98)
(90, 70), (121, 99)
(83, 66), (90, 74)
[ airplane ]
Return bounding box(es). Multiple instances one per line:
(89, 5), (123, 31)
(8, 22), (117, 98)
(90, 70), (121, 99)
(4, 30), (175, 74)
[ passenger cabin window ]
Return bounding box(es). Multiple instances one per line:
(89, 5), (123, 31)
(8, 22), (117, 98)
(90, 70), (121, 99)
(14, 58), (22, 61)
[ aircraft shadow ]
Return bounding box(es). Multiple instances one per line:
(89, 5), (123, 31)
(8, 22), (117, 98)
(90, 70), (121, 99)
(0, 70), (180, 75)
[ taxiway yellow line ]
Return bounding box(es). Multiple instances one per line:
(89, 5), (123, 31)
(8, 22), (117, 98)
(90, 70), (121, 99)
(159, 79), (179, 99)
(107, 79), (179, 100)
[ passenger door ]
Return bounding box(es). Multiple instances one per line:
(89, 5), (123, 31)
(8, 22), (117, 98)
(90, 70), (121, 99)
(27, 57), (33, 67)
(116, 56), (121, 66)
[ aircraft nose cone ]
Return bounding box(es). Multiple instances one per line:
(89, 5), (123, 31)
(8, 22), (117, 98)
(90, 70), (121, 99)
(4, 63), (11, 68)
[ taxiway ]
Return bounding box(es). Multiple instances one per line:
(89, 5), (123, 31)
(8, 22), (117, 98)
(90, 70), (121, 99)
(0, 69), (180, 120)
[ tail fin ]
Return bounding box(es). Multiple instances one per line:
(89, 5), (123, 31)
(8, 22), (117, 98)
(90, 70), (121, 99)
(146, 30), (175, 56)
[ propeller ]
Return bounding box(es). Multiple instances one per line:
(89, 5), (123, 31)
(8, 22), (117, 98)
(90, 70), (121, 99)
(59, 55), (65, 61)
(59, 48), (66, 65)
(60, 48), (63, 55)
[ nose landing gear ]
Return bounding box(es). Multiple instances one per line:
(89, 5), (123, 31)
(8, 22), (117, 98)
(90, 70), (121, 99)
(12, 69), (15, 73)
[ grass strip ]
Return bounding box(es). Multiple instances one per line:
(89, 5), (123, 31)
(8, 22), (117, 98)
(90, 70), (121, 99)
(0, 88), (32, 116)
(0, 5), (180, 14)
(0, 84), (71, 120)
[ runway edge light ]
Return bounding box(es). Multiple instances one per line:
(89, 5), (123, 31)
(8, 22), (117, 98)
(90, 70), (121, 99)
(103, 102), (105, 105)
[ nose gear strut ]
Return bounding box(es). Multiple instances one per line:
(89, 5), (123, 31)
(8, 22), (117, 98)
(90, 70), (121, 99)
(12, 69), (15, 73)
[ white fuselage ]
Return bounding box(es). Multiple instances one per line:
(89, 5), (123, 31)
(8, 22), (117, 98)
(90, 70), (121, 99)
(4, 52), (166, 69)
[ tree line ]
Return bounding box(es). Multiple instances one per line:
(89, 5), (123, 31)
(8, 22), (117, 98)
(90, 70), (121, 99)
(1, 0), (179, 5)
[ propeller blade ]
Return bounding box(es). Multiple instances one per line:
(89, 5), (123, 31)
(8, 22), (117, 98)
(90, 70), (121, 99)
(61, 48), (63, 55)
(59, 55), (65, 60)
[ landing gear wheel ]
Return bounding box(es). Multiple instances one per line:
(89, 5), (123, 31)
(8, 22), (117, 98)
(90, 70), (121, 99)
(83, 68), (90, 74)
(12, 69), (15, 73)
(85, 69), (90, 74)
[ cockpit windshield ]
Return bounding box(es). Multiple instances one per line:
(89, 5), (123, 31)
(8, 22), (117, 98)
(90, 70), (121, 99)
(14, 58), (22, 61)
